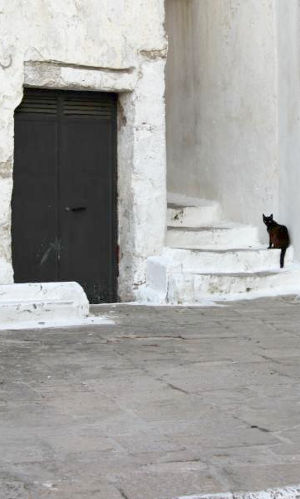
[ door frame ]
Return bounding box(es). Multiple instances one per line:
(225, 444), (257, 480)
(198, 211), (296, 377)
(10, 60), (167, 302)
(13, 88), (118, 303)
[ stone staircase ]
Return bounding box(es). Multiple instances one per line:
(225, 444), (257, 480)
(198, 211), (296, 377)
(140, 195), (300, 304)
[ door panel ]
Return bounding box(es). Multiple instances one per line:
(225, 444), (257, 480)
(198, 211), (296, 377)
(12, 89), (117, 303)
(59, 118), (116, 303)
(12, 116), (58, 283)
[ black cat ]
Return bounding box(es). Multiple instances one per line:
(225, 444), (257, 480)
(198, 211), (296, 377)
(262, 214), (290, 268)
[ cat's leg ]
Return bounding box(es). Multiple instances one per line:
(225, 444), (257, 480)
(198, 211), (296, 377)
(268, 235), (272, 249)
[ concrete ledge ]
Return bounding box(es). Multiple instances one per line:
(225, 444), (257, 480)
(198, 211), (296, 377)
(176, 485), (300, 499)
(0, 282), (89, 327)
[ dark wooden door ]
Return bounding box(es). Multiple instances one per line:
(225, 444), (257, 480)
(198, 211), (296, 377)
(12, 89), (118, 303)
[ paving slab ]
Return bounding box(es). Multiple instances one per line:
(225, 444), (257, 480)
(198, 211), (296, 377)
(0, 297), (300, 498)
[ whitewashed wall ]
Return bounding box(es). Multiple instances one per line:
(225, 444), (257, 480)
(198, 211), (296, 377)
(166, 0), (279, 233)
(277, 0), (300, 260)
(0, 0), (167, 300)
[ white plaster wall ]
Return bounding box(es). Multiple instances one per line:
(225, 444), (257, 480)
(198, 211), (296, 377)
(166, 0), (279, 230)
(0, 0), (167, 300)
(276, 0), (300, 260)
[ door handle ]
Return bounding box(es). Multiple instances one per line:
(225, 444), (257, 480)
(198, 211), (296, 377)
(65, 206), (87, 212)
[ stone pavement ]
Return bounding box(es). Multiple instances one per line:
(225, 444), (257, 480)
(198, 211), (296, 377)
(1, 297), (300, 498)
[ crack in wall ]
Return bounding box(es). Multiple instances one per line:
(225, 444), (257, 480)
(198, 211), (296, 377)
(25, 60), (135, 74)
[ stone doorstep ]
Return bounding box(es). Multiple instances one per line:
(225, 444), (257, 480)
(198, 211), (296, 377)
(175, 484), (300, 499)
(0, 281), (90, 327)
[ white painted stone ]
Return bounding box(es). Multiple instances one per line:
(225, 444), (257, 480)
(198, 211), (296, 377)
(167, 267), (300, 304)
(167, 197), (222, 228)
(0, 282), (89, 325)
(141, 258), (299, 306)
(0, 0), (167, 302)
(164, 0), (300, 258)
(166, 224), (260, 250)
(167, 192), (220, 207)
(176, 485), (300, 499)
(2, 0), (300, 308)
(24, 61), (139, 93)
(0, 257), (14, 284)
(118, 58), (167, 299)
(141, 196), (297, 305)
(277, 1), (300, 262)
(165, 0), (279, 238)
(152, 246), (293, 275)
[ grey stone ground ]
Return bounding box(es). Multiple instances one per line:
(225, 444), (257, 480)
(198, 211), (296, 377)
(1, 297), (300, 498)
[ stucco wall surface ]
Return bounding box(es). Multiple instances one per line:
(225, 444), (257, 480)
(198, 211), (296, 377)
(277, 0), (300, 260)
(0, 0), (167, 300)
(166, 0), (279, 232)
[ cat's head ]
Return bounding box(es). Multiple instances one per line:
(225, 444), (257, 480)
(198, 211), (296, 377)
(263, 213), (273, 226)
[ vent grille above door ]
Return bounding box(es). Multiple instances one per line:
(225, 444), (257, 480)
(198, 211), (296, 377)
(16, 89), (116, 118)
(16, 91), (57, 115)
(63, 94), (114, 118)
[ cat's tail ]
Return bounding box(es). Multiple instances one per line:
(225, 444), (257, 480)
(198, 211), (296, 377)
(280, 248), (287, 268)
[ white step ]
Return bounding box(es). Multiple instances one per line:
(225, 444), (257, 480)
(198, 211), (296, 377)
(141, 196), (298, 305)
(159, 246), (293, 273)
(144, 247), (294, 302)
(166, 223), (260, 249)
(167, 268), (300, 304)
(0, 282), (89, 326)
(167, 201), (221, 227)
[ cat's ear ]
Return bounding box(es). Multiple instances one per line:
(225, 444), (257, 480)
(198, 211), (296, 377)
(270, 213), (273, 219)
(262, 214), (266, 220)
